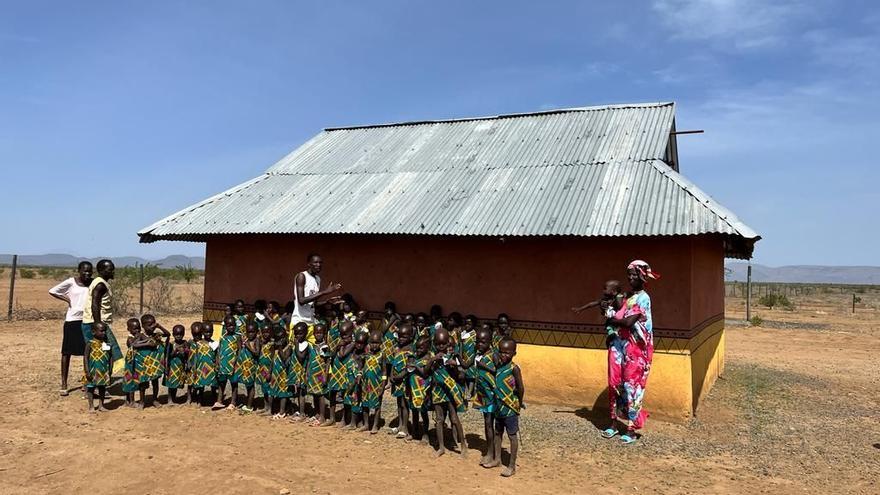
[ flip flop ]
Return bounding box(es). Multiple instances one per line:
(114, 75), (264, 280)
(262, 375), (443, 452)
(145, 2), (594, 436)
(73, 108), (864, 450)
(620, 434), (638, 444)
(59, 389), (69, 397)
(600, 428), (618, 439)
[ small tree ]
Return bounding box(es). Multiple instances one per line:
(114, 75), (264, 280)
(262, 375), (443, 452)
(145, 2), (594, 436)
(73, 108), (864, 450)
(175, 264), (196, 283)
(19, 268), (35, 279)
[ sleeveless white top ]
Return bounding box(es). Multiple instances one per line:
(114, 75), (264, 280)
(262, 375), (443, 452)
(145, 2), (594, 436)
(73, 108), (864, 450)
(292, 270), (320, 324)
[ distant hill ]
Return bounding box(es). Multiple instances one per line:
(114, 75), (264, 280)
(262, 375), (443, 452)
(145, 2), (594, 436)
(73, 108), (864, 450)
(0, 253), (205, 270)
(726, 263), (880, 285)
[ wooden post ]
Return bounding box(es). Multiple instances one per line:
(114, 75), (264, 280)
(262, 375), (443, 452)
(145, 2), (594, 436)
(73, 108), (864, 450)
(6, 255), (17, 321)
(746, 263), (752, 322)
(139, 263), (144, 315)
(852, 294), (856, 314)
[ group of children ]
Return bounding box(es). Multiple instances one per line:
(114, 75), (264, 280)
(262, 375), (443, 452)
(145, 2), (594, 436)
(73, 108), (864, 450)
(82, 299), (525, 477)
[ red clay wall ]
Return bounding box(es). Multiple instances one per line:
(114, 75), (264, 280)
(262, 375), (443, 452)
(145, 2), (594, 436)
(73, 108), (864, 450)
(203, 234), (724, 333)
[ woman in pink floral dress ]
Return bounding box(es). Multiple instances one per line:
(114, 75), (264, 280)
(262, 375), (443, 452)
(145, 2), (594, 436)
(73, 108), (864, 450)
(602, 260), (660, 444)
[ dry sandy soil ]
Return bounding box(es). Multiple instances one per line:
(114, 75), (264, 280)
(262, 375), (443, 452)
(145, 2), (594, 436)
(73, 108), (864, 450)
(0, 282), (878, 494)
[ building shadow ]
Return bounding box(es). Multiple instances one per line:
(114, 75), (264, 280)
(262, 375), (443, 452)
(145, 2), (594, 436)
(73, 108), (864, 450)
(551, 386), (610, 430)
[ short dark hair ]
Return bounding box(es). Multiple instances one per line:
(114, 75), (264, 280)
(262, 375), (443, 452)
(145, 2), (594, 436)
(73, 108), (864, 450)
(307, 253), (320, 262)
(96, 259), (113, 271)
(77, 261), (93, 271)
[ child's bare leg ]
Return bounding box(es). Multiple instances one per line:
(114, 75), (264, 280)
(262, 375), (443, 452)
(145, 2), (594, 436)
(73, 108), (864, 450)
(407, 408), (419, 442)
(151, 379), (162, 407)
(480, 413), (495, 465)
(261, 396), (273, 416)
(420, 409), (430, 444)
(501, 433), (518, 477)
(449, 406), (467, 457)
(433, 404), (446, 457)
(323, 392), (336, 426)
(97, 386), (107, 411)
(137, 387), (146, 410)
(230, 383), (238, 408)
(400, 404), (410, 439)
(370, 406), (381, 433)
(246, 386), (254, 410)
(214, 380), (226, 407)
(86, 387), (96, 413)
(357, 409), (369, 432)
(487, 428), (503, 469)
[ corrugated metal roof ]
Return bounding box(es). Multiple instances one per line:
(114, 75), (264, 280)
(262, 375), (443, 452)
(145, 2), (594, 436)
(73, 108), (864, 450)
(138, 102), (760, 258)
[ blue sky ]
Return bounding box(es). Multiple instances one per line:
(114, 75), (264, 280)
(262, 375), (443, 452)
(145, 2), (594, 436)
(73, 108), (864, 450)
(1, 1), (877, 266)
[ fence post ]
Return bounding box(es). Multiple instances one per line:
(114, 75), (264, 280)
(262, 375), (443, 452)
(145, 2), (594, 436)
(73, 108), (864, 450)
(852, 293), (856, 314)
(139, 263), (145, 315)
(6, 254), (17, 321)
(746, 263), (752, 322)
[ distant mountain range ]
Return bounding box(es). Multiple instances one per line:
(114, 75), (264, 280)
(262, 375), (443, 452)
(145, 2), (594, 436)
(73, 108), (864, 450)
(0, 253), (205, 270)
(726, 263), (880, 285)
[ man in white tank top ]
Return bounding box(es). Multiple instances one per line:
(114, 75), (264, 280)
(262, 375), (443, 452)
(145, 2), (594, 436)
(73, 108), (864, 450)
(292, 253), (342, 342)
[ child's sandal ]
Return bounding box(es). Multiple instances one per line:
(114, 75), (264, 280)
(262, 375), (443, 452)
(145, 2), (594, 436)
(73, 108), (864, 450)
(620, 433), (638, 444)
(600, 428), (618, 439)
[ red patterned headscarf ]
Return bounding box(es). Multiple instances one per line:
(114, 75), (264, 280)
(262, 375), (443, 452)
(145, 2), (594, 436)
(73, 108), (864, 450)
(627, 260), (660, 282)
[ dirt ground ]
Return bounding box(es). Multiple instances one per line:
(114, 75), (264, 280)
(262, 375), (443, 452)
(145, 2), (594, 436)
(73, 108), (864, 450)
(0, 286), (878, 494)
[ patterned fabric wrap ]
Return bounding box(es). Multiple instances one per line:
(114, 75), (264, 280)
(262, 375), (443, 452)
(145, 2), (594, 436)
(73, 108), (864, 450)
(289, 344), (307, 388)
(493, 361), (520, 417)
(327, 322), (340, 352)
(459, 330), (477, 379)
(327, 350), (352, 392)
(233, 314), (248, 335)
(472, 353), (497, 413)
(343, 358), (361, 412)
(186, 340), (198, 385)
(217, 335), (239, 379)
(122, 347), (140, 393)
(406, 354), (432, 410)
(257, 343), (273, 388)
(270, 347), (292, 398)
(135, 346), (156, 384)
(192, 341), (217, 388)
(232, 340), (258, 386)
(306, 344), (328, 395)
(86, 339), (111, 387)
(150, 336), (166, 379)
(360, 351), (385, 409)
(608, 291), (654, 430)
(431, 364), (465, 412)
(389, 346), (413, 398)
(164, 343), (187, 389)
(381, 329), (397, 361)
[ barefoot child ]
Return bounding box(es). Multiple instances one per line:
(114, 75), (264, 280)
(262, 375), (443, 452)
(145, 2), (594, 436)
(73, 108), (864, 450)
(232, 322), (259, 411)
(472, 326), (498, 466)
(407, 335), (433, 444)
(189, 322), (218, 406)
(257, 324), (274, 415)
(186, 322), (202, 406)
(141, 314), (169, 408)
(269, 325), (293, 418)
(359, 330), (387, 433)
(85, 322), (112, 413)
(290, 322), (310, 421)
(233, 299), (248, 335)
(305, 323), (330, 425)
(345, 335), (367, 430)
(325, 320), (355, 426)
(571, 279), (626, 345)
(164, 324), (189, 405)
(388, 323), (414, 438)
(460, 314), (479, 399)
(122, 319), (144, 407)
(429, 327), (467, 457)
(215, 316), (240, 409)
(326, 306), (341, 351)
(126, 318), (154, 409)
(488, 337), (524, 477)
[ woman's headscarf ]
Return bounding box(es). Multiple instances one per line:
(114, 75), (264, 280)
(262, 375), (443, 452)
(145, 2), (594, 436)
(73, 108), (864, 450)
(627, 259), (660, 282)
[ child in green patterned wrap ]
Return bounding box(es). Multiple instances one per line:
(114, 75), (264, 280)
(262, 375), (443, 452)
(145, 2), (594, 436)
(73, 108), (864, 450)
(388, 322), (413, 439)
(269, 324), (293, 419)
(141, 314), (170, 408)
(257, 324), (274, 416)
(472, 326), (498, 467)
(459, 314), (479, 399)
(127, 318), (155, 410)
(232, 322), (260, 411)
(485, 337), (525, 478)
(215, 316), (240, 410)
(324, 320), (355, 427)
(85, 322), (111, 413)
(164, 325), (189, 406)
(186, 322), (202, 406)
(290, 321), (310, 421)
(359, 330), (387, 434)
(429, 326), (467, 458)
(406, 334), (433, 444)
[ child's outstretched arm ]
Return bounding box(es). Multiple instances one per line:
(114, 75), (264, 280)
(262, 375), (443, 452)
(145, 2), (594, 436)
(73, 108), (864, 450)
(571, 300), (600, 313)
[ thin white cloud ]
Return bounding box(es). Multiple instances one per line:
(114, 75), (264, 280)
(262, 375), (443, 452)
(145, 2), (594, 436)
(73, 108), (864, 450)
(652, 0), (812, 50)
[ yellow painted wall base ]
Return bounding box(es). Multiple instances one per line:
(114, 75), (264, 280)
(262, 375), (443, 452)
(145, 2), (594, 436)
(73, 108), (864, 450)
(518, 321), (725, 423)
